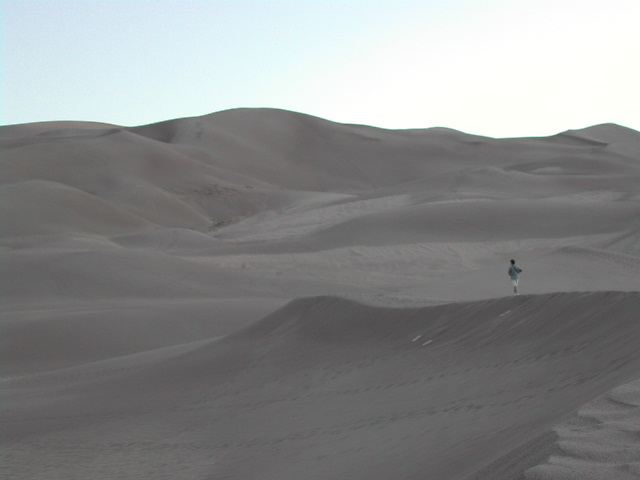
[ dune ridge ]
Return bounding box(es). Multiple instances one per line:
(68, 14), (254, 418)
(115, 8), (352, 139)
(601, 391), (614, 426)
(2, 108), (640, 478)
(4, 292), (640, 480)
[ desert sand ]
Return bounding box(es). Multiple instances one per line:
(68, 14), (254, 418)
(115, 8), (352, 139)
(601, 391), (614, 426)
(2, 108), (639, 479)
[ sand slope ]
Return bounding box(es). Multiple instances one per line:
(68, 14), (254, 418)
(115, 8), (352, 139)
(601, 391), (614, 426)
(2, 108), (640, 478)
(4, 292), (640, 479)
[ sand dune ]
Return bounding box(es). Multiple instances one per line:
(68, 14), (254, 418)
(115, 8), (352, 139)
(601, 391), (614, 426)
(4, 293), (640, 479)
(0, 180), (150, 237)
(2, 108), (640, 478)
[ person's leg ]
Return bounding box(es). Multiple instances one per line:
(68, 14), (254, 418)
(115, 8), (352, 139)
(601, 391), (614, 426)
(512, 278), (519, 295)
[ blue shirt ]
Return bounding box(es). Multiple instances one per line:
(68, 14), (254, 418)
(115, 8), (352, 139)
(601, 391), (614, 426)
(508, 265), (522, 279)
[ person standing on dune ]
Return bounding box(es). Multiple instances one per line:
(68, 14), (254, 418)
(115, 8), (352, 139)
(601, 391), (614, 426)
(508, 259), (523, 295)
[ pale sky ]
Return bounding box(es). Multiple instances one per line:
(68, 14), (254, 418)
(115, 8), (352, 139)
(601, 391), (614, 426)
(2, 0), (639, 137)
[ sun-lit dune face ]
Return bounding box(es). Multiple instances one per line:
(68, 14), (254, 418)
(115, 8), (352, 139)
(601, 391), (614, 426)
(2, 109), (640, 480)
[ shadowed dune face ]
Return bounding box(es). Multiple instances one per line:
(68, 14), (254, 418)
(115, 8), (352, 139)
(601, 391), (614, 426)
(1, 109), (640, 479)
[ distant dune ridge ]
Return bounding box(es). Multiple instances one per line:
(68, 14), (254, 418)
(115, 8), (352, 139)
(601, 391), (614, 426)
(2, 108), (640, 479)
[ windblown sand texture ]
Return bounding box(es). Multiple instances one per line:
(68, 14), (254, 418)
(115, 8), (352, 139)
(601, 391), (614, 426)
(2, 108), (640, 479)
